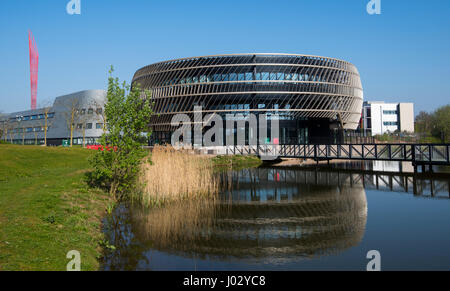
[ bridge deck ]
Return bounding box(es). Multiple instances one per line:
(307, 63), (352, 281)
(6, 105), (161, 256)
(225, 144), (450, 166)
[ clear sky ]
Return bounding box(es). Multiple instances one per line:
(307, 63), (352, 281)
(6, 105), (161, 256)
(0, 0), (449, 114)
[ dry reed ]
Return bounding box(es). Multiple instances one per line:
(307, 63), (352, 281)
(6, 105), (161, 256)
(137, 145), (218, 206)
(130, 198), (218, 248)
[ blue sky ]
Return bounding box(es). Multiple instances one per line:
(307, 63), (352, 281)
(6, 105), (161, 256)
(1, 0), (449, 114)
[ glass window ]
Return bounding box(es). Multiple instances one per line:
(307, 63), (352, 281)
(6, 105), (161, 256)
(77, 124), (83, 129)
(31, 115), (38, 120)
(87, 108), (94, 115)
(38, 114), (44, 119)
(245, 73), (253, 80)
(23, 116), (30, 121)
(48, 113), (55, 118)
(86, 123), (93, 129)
(96, 123), (103, 129)
(96, 108), (103, 115)
(80, 109), (86, 115)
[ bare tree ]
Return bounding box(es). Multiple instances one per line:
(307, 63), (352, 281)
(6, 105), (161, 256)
(14, 116), (26, 145)
(32, 128), (39, 145)
(38, 99), (54, 146)
(75, 108), (91, 147)
(92, 99), (107, 133)
(20, 123), (26, 145)
(63, 99), (80, 147)
(0, 113), (4, 141)
(8, 120), (15, 143)
(0, 115), (7, 142)
(0, 122), (4, 142)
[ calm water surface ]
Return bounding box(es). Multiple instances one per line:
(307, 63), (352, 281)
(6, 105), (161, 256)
(102, 162), (450, 270)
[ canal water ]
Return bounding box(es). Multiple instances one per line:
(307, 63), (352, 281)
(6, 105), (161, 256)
(101, 162), (450, 270)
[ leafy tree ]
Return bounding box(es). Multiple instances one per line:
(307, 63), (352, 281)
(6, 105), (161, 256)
(88, 66), (153, 199)
(415, 105), (450, 143)
(434, 105), (450, 142)
(415, 111), (433, 135)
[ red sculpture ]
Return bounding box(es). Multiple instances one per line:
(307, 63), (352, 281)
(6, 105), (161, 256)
(28, 30), (39, 110)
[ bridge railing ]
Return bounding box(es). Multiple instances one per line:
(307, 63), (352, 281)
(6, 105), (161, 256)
(225, 144), (450, 165)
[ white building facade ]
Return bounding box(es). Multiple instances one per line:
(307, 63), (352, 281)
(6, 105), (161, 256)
(0, 90), (106, 146)
(361, 101), (414, 136)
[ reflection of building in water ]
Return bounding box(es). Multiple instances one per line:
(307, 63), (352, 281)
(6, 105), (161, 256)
(103, 166), (449, 270)
(127, 168), (367, 264)
(276, 164), (450, 198)
(372, 161), (413, 173)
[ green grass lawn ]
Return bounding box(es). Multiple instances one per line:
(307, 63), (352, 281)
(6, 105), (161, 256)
(212, 155), (262, 171)
(0, 145), (113, 270)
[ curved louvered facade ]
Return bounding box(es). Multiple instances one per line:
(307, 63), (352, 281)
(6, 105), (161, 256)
(132, 53), (363, 145)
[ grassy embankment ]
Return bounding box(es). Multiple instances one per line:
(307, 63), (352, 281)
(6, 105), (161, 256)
(0, 145), (262, 270)
(0, 145), (113, 271)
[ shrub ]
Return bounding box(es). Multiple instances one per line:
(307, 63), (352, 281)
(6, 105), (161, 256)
(88, 66), (154, 200)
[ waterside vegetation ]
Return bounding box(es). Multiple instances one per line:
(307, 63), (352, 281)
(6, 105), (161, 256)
(137, 146), (219, 207)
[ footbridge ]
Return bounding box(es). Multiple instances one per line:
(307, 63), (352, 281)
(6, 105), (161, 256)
(225, 144), (450, 167)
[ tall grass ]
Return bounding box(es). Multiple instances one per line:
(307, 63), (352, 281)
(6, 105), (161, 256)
(137, 146), (218, 206)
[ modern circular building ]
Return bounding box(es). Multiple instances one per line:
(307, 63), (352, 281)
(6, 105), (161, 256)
(132, 53), (363, 145)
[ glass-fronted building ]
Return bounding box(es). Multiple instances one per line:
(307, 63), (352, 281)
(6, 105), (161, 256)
(132, 53), (363, 145)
